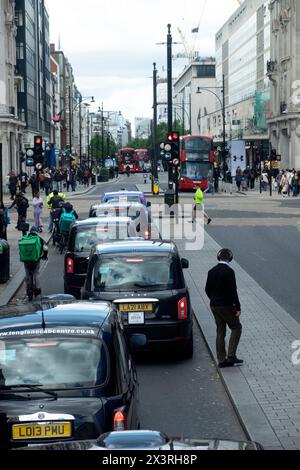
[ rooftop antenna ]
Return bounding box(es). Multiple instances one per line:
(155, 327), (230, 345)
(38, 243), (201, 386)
(58, 34), (61, 51)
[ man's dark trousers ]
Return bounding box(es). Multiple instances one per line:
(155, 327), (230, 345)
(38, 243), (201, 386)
(211, 306), (242, 363)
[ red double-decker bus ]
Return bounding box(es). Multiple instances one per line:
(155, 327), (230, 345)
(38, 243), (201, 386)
(135, 149), (150, 172)
(179, 135), (214, 191)
(118, 148), (140, 173)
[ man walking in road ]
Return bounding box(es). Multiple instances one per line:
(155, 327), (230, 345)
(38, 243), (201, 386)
(205, 248), (243, 368)
(192, 183), (212, 224)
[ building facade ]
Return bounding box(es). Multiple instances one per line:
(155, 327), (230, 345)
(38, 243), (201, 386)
(15, 0), (51, 148)
(200, 0), (271, 169)
(0, 0), (25, 189)
(173, 56), (216, 135)
(134, 117), (151, 140)
(267, 0), (300, 169)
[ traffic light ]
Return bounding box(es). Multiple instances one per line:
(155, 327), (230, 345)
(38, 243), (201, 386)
(34, 136), (43, 165)
(166, 132), (180, 166)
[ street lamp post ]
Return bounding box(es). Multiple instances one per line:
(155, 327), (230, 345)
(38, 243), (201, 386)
(152, 62), (158, 183)
(59, 89), (94, 170)
(69, 85), (72, 170)
(79, 93), (82, 166)
(197, 74), (226, 177)
(173, 103), (191, 133)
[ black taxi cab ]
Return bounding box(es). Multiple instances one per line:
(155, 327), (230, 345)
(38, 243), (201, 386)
(82, 241), (193, 358)
(64, 217), (144, 299)
(0, 300), (143, 449)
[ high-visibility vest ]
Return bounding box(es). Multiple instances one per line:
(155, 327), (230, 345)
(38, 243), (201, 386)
(195, 188), (203, 205)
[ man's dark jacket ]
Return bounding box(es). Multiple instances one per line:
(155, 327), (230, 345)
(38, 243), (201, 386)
(205, 263), (241, 310)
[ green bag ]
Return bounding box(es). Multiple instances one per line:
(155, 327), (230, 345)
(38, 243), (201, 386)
(19, 235), (42, 263)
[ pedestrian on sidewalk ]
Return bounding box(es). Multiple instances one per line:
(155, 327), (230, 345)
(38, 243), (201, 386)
(249, 168), (256, 190)
(0, 202), (10, 241)
(205, 248), (243, 368)
(18, 171), (28, 194)
(192, 183), (212, 225)
(8, 171), (18, 200)
(44, 171), (51, 196)
(280, 172), (289, 198)
(33, 192), (44, 233)
(29, 173), (39, 198)
(9, 192), (29, 235)
(235, 167), (243, 191)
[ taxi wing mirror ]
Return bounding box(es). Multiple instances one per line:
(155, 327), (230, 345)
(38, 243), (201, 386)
(147, 201), (151, 208)
(181, 258), (189, 269)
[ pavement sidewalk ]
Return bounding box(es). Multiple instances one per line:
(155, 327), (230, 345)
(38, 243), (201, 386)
(176, 232), (300, 450)
(0, 183), (97, 307)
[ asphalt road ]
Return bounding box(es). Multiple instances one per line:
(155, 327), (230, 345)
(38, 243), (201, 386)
(206, 205), (300, 323)
(14, 174), (246, 441)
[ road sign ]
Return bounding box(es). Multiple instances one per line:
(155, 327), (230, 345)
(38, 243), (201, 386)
(26, 149), (34, 158)
(26, 157), (34, 167)
(164, 152), (172, 161)
(36, 163), (43, 170)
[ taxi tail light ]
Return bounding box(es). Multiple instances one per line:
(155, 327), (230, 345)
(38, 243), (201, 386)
(113, 410), (126, 431)
(144, 230), (150, 240)
(66, 258), (74, 274)
(178, 298), (188, 320)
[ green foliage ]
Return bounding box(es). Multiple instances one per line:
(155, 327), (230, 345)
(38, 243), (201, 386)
(100, 167), (109, 177)
(127, 137), (150, 149)
(90, 135), (118, 160)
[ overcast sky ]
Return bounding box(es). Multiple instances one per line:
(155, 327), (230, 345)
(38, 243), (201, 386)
(47, 0), (240, 127)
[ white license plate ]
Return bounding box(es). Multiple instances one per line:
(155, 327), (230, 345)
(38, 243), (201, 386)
(128, 312), (145, 325)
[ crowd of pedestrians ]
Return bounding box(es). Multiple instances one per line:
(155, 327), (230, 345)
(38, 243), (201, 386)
(0, 166), (95, 241)
(233, 166), (300, 197)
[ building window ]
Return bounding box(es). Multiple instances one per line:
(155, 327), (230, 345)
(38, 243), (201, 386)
(16, 43), (24, 60)
(15, 10), (23, 26)
(196, 65), (216, 78)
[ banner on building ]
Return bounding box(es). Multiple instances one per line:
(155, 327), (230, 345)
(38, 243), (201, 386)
(228, 140), (246, 175)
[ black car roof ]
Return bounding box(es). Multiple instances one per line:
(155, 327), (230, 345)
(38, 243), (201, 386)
(94, 240), (177, 256)
(0, 301), (112, 337)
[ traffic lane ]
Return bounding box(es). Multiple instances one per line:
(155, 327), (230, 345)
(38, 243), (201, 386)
(22, 248), (246, 441)
(134, 324), (246, 440)
(207, 225), (300, 323)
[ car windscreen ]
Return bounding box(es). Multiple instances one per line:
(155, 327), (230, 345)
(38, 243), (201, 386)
(93, 255), (180, 291)
(0, 337), (107, 390)
(181, 161), (212, 179)
(72, 224), (132, 252)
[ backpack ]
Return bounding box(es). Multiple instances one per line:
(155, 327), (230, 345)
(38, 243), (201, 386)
(59, 209), (76, 233)
(19, 235), (42, 263)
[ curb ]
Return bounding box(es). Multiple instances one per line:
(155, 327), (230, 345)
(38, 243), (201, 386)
(192, 311), (283, 449)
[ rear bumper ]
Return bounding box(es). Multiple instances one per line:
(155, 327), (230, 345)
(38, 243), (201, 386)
(124, 319), (192, 349)
(64, 273), (86, 290)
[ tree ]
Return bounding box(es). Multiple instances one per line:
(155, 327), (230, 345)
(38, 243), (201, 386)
(127, 137), (151, 149)
(90, 135), (118, 162)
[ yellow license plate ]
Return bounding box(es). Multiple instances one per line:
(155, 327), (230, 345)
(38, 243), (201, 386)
(119, 303), (153, 312)
(12, 422), (72, 440)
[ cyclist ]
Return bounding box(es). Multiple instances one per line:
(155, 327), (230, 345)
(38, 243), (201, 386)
(58, 202), (78, 252)
(19, 226), (48, 300)
(47, 190), (66, 232)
